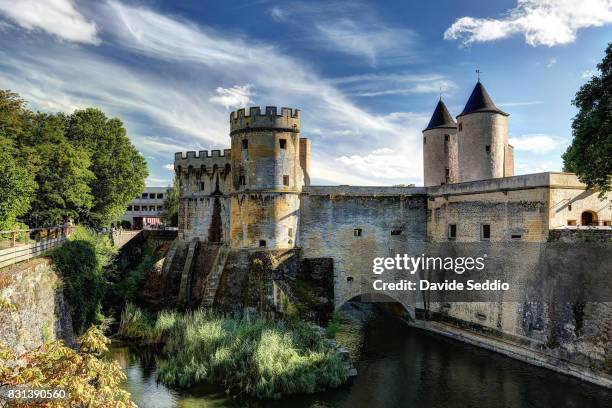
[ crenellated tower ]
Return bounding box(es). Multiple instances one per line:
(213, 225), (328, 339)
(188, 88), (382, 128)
(229, 106), (306, 249)
(423, 98), (458, 186)
(456, 81), (514, 182)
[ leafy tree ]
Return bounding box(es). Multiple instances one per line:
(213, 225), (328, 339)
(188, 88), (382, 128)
(0, 90), (30, 140)
(27, 113), (94, 226)
(0, 326), (135, 408)
(66, 109), (148, 227)
(162, 180), (179, 227)
(0, 137), (36, 230)
(563, 43), (612, 195)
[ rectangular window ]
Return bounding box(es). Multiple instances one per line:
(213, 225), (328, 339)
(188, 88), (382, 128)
(283, 175), (289, 186)
(157, 193), (164, 199)
(150, 206), (156, 211)
(259, 240), (266, 247)
(448, 224), (456, 240)
(200, 182), (205, 191)
(485, 145), (491, 152)
(239, 175), (246, 186)
(133, 206), (140, 211)
(127, 206), (132, 211)
(354, 228), (362, 237)
(511, 234), (522, 240)
(423, 136), (426, 144)
(288, 227), (293, 237)
(242, 139), (248, 149)
(391, 229), (402, 236)
(568, 204), (572, 211)
(444, 134), (449, 142)
(141, 193), (148, 199)
(481, 224), (491, 240)
(458, 123), (462, 132)
(603, 221), (611, 226)
(157, 206), (163, 211)
(567, 220), (577, 226)
(279, 139), (287, 149)
(445, 168), (450, 177)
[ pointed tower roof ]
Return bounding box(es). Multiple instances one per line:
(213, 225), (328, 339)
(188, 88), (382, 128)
(457, 81), (508, 118)
(424, 99), (457, 131)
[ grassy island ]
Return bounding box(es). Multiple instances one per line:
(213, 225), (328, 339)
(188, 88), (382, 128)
(117, 304), (352, 399)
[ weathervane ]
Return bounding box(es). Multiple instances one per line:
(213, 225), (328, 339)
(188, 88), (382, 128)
(476, 69), (482, 81)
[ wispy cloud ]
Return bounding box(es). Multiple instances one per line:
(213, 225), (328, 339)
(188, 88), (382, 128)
(209, 84), (254, 109)
(498, 101), (544, 107)
(581, 69), (596, 78)
(330, 73), (456, 98)
(445, 0), (612, 47)
(510, 134), (565, 153)
(0, 0), (99, 44)
(546, 57), (557, 68)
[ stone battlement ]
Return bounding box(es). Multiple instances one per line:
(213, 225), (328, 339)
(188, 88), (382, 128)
(230, 106), (300, 134)
(174, 149), (231, 171)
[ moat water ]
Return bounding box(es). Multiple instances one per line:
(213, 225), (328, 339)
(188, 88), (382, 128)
(108, 312), (611, 408)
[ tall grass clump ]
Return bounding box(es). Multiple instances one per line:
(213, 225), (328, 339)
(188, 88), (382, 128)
(117, 302), (154, 340)
(118, 306), (352, 399)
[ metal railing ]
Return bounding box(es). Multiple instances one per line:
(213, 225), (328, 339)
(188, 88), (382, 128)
(0, 226), (74, 269)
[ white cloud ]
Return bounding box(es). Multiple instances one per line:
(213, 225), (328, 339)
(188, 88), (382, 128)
(269, 6), (286, 22)
(509, 134), (564, 153)
(335, 146), (417, 181)
(498, 101), (543, 107)
(209, 84), (254, 109)
(445, 0), (612, 47)
(581, 69), (596, 78)
(547, 57), (557, 67)
(163, 164), (175, 171)
(330, 73), (456, 98)
(0, 0), (99, 44)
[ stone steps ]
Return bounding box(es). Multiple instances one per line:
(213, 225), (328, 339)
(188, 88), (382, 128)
(178, 238), (199, 304)
(201, 244), (230, 307)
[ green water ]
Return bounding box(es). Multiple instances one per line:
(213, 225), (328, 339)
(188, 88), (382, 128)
(109, 314), (611, 408)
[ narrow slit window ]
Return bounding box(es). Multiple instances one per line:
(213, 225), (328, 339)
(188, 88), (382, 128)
(283, 175), (289, 186)
(239, 175), (246, 186)
(354, 228), (362, 237)
(288, 227), (293, 237)
(279, 139), (287, 149)
(458, 123), (462, 132)
(259, 240), (266, 247)
(568, 204), (572, 211)
(444, 134), (449, 142)
(481, 224), (491, 240)
(200, 182), (205, 191)
(423, 136), (426, 144)
(485, 145), (491, 152)
(448, 224), (456, 240)
(511, 234), (522, 240)
(242, 139), (248, 149)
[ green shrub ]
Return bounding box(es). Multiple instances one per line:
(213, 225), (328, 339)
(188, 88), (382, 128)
(51, 226), (117, 334)
(118, 306), (351, 399)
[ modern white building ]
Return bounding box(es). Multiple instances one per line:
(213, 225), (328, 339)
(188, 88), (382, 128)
(121, 187), (169, 229)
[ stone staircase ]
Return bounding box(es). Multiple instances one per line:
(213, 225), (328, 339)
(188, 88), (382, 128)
(201, 244), (230, 307)
(178, 238), (199, 304)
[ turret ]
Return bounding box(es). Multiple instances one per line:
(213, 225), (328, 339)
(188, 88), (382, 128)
(456, 81), (513, 182)
(423, 99), (458, 186)
(229, 106), (307, 249)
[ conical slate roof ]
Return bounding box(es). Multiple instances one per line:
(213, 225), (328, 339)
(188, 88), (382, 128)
(457, 81), (508, 118)
(424, 99), (456, 131)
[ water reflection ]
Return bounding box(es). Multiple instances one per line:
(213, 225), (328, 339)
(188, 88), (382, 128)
(109, 312), (611, 408)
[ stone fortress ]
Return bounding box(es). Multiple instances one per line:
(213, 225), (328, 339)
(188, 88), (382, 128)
(171, 81), (612, 386)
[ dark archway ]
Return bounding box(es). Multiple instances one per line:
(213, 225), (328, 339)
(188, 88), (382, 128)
(581, 211), (598, 226)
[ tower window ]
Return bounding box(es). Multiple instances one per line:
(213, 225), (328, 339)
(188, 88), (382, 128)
(445, 168), (450, 177)
(481, 224), (491, 240)
(200, 182), (205, 191)
(444, 134), (449, 142)
(391, 229), (402, 236)
(423, 136), (426, 144)
(485, 145), (491, 152)
(283, 175), (289, 186)
(242, 139), (248, 149)
(448, 224), (456, 240)
(259, 240), (266, 247)
(354, 228), (362, 237)
(288, 227), (293, 237)
(279, 139), (287, 149)
(239, 175), (246, 186)
(458, 123), (462, 132)
(568, 204), (572, 211)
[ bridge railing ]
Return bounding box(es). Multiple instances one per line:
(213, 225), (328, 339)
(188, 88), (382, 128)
(0, 226), (74, 269)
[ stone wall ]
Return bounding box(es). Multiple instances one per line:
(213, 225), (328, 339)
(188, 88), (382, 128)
(0, 258), (74, 356)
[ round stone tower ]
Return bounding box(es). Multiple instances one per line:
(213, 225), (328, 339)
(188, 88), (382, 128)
(229, 106), (304, 249)
(456, 81), (510, 183)
(423, 98), (458, 186)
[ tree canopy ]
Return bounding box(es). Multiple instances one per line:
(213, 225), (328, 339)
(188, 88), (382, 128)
(563, 43), (612, 195)
(0, 90), (148, 228)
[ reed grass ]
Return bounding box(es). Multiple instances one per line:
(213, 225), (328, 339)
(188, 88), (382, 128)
(117, 305), (351, 399)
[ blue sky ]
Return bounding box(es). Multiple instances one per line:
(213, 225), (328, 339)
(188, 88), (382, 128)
(0, 0), (610, 186)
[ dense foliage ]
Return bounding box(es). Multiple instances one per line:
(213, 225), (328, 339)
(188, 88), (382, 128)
(0, 90), (147, 228)
(162, 180), (179, 227)
(51, 227), (117, 334)
(118, 305), (351, 399)
(0, 326), (135, 408)
(563, 43), (612, 195)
